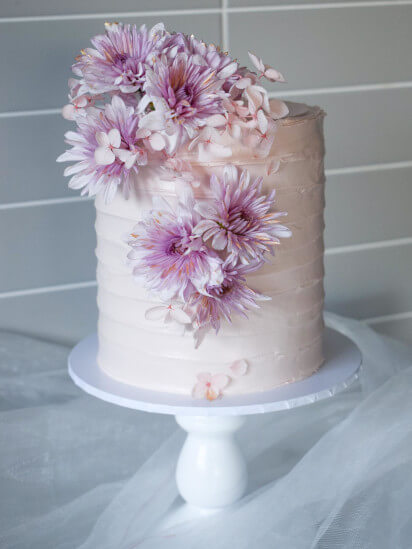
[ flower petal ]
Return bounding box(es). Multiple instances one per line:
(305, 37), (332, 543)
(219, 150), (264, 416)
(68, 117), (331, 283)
(108, 128), (121, 148)
(171, 307), (192, 324)
(257, 109), (268, 134)
(145, 306), (167, 321)
(149, 132), (166, 151)
(197, 372), (212, 383)
(192, 382), (207, 399)
(95, 131), (109, 147)
(248, 51), (265, 73)
(270, 99), (289, 119)
(62, 104), (76, 120)
(212, 373), (230, 391)
(264, 67), (285, 83)
(230, 359), (248, 377)
(94, 146), (115, 165)
(212, 230), (228, 250)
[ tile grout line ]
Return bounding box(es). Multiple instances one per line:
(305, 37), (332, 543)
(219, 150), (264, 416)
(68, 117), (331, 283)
(325, 160), (412, 176)
(227, 0), (412, 11)
(0, 107), (61, 119)
(221, 0), (229, 52)
(268, 81), (412, 98)
(2, 81), (411, 119)
(1, 0), (411, 23)
(325, 236), (412, 256)
(0, 8), (222, 24)
(0, 281), (97, 299)
(0, 196), (93, 210)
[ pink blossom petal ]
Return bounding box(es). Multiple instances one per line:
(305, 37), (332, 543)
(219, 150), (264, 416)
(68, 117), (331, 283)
(94, 146), (115, 165)
(171, 307), (192, 324)
(149, 132), (166, 151)
(230, 359), (248, 377)
(235, 77), (253, 90)
(206, 114), (227, 128)
(139, 111), (165, 131)
(108, 128), (121, 148)
(248, 51), (265, 73)
(197, 372), (212, 384)
(95, 131), (109, 147)
(264, 67), (285, 83)
(115, 149), (136, 169)
(270, 99), (289, 119)
(135, 128), (151, 139)
(257, 109), (268, 134)
(62, 104), (76, 120)
(212, 373), (230, 391)
(145, 306), (167, 321)
(192, 382), (207, 399)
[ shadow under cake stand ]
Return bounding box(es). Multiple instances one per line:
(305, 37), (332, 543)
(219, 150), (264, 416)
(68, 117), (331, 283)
(68, 327), (361, 511)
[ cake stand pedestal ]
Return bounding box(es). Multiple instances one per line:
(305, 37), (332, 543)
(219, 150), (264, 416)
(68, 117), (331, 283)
(68, 327), (361, 512)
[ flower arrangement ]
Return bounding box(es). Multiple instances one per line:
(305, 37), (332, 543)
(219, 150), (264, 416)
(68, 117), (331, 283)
(58, 22), (292, 348)
(57, 22), (289, 198)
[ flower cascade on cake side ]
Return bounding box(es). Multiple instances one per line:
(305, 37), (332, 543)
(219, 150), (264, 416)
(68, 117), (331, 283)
(57, 22), (292, 399)
(127, 164), (291, 400)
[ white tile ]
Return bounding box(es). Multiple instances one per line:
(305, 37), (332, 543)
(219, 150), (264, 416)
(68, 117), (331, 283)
(0, 286), (97, 346)
(325, 167), (412, 248)
(229, 6), (412, 92)
(1, 0), (219, 17)
(229, 0), (371, 5)
(299, 88), (412, 169)
(372, 317), (412, 345)
(325, 243), (412, 319)
(0, 114), (71, 204)
(0, 14), (222, 111)
(0, 201), (96, 292)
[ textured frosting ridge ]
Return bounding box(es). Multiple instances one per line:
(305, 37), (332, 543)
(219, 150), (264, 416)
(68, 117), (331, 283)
(95, 103), (326, 395)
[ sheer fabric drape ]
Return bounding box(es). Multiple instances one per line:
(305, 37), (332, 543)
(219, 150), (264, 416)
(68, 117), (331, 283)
(1, 313), (412, 548)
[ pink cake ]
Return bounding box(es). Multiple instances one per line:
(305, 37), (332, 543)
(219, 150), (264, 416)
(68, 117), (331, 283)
(58, 23), (326, 399)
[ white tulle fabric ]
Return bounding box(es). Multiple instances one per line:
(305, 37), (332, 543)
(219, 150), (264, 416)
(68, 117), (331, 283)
(1, 312), (412, 548)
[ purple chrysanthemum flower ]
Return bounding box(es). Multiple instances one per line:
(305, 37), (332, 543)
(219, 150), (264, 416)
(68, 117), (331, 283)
(189, 258), (266, 333)
(164, 32), (239, 92)
(73, 22), (166, 95)
(193, 165), (291, 263)
(57, 95), (148, 202)
(141, 53), (226, 148)
(127, 189), (224, 301)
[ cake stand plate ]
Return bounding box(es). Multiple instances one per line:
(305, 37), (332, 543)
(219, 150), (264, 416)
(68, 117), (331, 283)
(68, 327), (361, 510)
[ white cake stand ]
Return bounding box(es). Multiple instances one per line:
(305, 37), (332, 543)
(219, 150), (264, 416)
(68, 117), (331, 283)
(68, 327), (361, 511)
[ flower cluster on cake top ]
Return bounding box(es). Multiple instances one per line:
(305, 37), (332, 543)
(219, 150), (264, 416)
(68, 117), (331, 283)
(57, 22), (289, 200)
(57, 22), (292, 354)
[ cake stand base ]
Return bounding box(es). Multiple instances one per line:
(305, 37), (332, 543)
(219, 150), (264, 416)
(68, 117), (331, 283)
(68, 327), (361, 511)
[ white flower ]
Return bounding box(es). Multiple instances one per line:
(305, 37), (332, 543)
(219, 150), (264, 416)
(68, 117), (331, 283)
(94, 129), (121, 165)
(192, 372), (230, 401)
(248, 51), (286, 83)
(189, 126), (232, 161)
(229, 359), (248, 377)
(62, 95), (89, 121)
(145, 301), (192, 330)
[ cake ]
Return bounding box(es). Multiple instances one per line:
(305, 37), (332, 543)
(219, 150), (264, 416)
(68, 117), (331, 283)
(58, 22), (326, 399)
